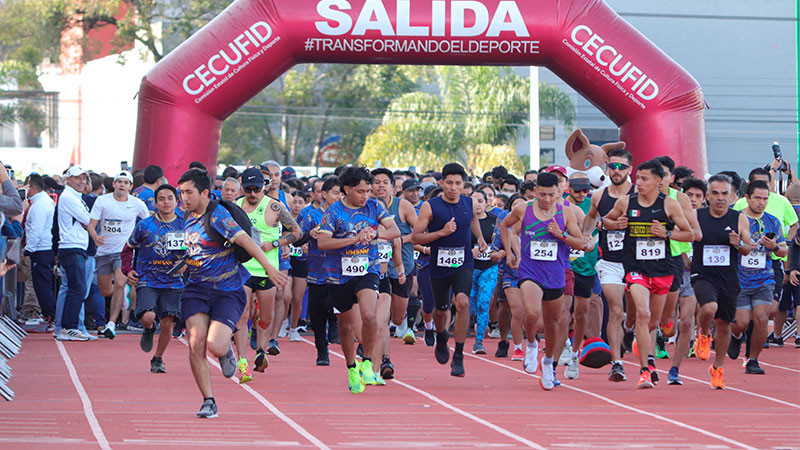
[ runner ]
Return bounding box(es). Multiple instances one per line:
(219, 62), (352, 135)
(727, 180), (786, 374)
(400, 178), (425, 340)
(691, 173), (752, 389)
(604, 159), (694, 389)
(317, 166), (401, 394)
(132, 165), (164, 213)
(500, 172), (589, 390)
(468, 189), (498, 354)
(288, 190), (309, 342)
(178, 168), (289, 418)
(122, 184), (184, 373)
(412, 163), (487, 377)
(88, 170), (150, 339)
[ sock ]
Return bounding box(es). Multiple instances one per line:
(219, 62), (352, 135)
(515, 344), (523, 351)
(406, 296), (419, 328)
(623, 324), (633, 333)
(640, 367), (650, 374)
(425, 320), (435, 330)
(732, 332), (743, 339)
(362, 357), (371, 363)
(203, 397), (215, 403)
(347, 362), (356, 369)
(615, 359), (623, 365)
(454, 342), (464, 356)
(526, 340), (537, 349)
(290, 327), (297, 332)
(542, 356), (553, 367)
(572, 350), (579, 358)
(489, 321), (498, 330)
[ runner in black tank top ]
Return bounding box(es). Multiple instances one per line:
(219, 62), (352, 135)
(690, 174), (752, 390)
(604, 159), (694, 389)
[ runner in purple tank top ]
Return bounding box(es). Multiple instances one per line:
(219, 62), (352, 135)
(500, 173), (591, 390)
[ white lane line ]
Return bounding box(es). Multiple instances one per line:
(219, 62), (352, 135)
(462, 351), (759, 450)
(178, 338), (330, 450)
(55, 340), (112, 450)
(301, 338), (548, 450)
(709, 350), (800, 374)
(621, 360), (800, 409)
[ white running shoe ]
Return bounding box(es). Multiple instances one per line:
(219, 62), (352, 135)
(57, 329), (89, 341)
(565, 353), (580, 379)
(403, 328), (416, 345)
(558, 340), (572, 366)
(394, 322), (407, 339)
(277, 319), (289, 338)
(487, 328), (501, 339)
(524, 341), (539, 374)
(540, 358), (555, 390)
(84, 332), (99, 341)
(288, 328), (302, 342)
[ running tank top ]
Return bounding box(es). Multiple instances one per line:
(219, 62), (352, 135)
(519, 202), (568, 289)
(623, 193), (674, 277)
(668, 188), (692, 257)
(385, 197), (415, 278)
(597, 185), (634, 263)
(237, 196), (280, 277)
(690, 208), (741, 290)
(428, 195), (474, 279)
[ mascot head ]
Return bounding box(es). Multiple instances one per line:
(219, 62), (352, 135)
(565, 129), (626, 189)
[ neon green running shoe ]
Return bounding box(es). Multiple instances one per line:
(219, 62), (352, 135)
(348, 362), (365, 394)
(238, 357), (253, 384)
(360, 359), (385, 386)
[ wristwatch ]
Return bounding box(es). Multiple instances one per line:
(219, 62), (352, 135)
(666, 230), (672, 239)
(562, 230), (569, 240)
(271, 239), (281, 248)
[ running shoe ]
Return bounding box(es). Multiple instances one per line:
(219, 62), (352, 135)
(727, 332), (744, 360)
(648, 357), (659, 385)
(403, 328), (416, 345)
(316, 349), (330, 366)
(795, 336), (800, 348)
(277, 318), (289, 338)
(637, 369), (654, 389)
(608, 361), (627, 382)
(360, 359), (385, 385)
(173, 327), (185, 339)
(450, 353), (465, 377)
(539, 358), (555, 390)
(102, 321), (116, 340)
(96, 325), (107, 338)
(709, 365), (725, 389)
(254, 349), (269, 372)
(511, 347), (524, 361)
(745, 359), (765, 374)
(380, 356), (395, 380)
(267, 338), (281, 355)
(495, 340), (509, 358)
(667, 366), (682, 385)
(524, 341), (539, 374)
(434, 330), (449, 364)
(288, 328), (302, 342)
(660, 320), (674, 336)
(249, 327), (258, 350)
(84, 332), (98, 341)
(694, 332), (712, 361)
(238, 358), (253, 384)
(348, 363), (365, 394)
(655, 331), (669, 359)
(150, 356), (166, 373)
(770, 335), (784, 347)
(424, 329), (435, 347)
(565, 353), (580, 380)
(487, 328), (501, 339)
(472, 341), (487, 355)
(140, 326), (155, 352)
(219, 344), (237, 378)
(552, 369), (561, 388)
(622, 328), (635, 353)
(196, 399), (218, 418)
(56, 329), (90, 341)
(558, 339), (572, 366)
(686, 340), (696, 358)
(764, 332), (774, 348)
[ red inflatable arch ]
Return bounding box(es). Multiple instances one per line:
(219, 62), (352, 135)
(133, 0), (706, 180)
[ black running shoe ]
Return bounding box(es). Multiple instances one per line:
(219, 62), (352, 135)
(450, 353), (465, 377)
(140, 326), (155, 352)
(727, 333), (744, 360)
(267, 338), (281, 355)
(622, 328), (635, 353)
(434, 331), (449, 364)
(380, 356), (395, 379)
(316, 349), (330, 366)
(254, 349), (269, 372)
(745, 359), (765, 374)
(647, 356), (659, 385)
(771, 335), (784, 347)
(424, 329), (435, 347)
(495, 340), (509, 358)
(150, 356), (166, 373)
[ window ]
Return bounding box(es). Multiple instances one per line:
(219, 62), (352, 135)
(0, 91), (58, 148)
(539, 126), (555, 141)
(540, 148), (555, 167)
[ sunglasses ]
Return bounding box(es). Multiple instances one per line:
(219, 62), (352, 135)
(244, 187), (262, 193)
(574, 188), (591, 194)
(608, 162), (630, 171)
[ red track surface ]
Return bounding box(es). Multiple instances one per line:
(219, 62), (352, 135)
(4, 333), (800, 449)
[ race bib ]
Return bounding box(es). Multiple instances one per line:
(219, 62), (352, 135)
(607, 231), (624, 251)
(635, 239), (665, 261)
(569, 248), (585, 261)
(437, 247), (465, 268)
(341, 255), (369, 276)
(474, 245), (491, 261)
(103, 219), (123, 235)
(530, 240), (558, 261)
(741, 251), (766, 269)
(702, 245), (730, 267)
(289, 245), (303, 258)
(378, 242), (392, 263)
(164, 231), (186, 251)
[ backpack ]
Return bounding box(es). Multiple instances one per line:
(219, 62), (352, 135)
(203, 199), (254, 263)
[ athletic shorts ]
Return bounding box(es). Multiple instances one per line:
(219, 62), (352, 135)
(245, 276), (275, 291)
(564, 268), (575, 296)
(500, 266), (519, 291)
(329, 274), (379, 314)
(390, 276), (412, 298)
(290, 257), (308, 279)
(95, 253), (121, 276)
(573, 273), (596, 299)
(668, 256), (684, 292)
(596, 259), (625, 286)
(378, 273), (391, 295)
(181, 284), (246, 332)
(778, 281), (800, 311)
(625, 272), (673, 296)
(134, 286), (181, 322)
(519, 278), (564, 301)
(678, 271), (694, 298)
(736, 285), (774, 310)
(430, 267), (473, 311)
(279, 249), (291, 271)
(691, 276), (738, 323)
(495, 275), (506, 302)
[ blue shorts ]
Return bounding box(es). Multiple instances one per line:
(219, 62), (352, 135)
(500, 265), (519, 290)
(180, 284), (246, 332)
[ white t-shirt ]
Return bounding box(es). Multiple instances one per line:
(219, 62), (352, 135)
(90, 193), (150, 256)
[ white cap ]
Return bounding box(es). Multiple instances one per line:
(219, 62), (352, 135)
(65, 166), (88, 178)
(114, 170), (134, 183)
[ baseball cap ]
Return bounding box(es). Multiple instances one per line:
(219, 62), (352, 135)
(569, 178), (593, 192)
(544, 165), (567, 177)
(402, 179), (422, 191)
(114, 170), (134, 183)
(65, 166), (88, 178)
(282, 166), (297, 180)
(241, 167), (264, 189)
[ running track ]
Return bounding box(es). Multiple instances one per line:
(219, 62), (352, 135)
(4, 333), (800, 449)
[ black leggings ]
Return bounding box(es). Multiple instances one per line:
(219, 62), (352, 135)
(308, 284), (334, 352)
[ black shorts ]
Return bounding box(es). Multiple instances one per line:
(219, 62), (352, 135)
(245, 276), (275, 291)
(329, 274), (380, 314)
(779, 281), (800, 311)
(134, 286), (181, 322)
(390, 276), (412, 298)
(181, 284), (246, 331)
(519, 279), (565, 301)
(430, 268), (473, 311)
(691, 276), (738, 323)
(668, 256), (684, 292)
(290, 257), (308, 279)
(378, 274), (391, 295)
(573, 273), (596, 299)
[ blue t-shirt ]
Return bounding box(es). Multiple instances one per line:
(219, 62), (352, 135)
(300, 204), (326, 283)
(739, 211), (785, 290)
(319, 198), (390, 285)
(132, 186), (156, 214)
(127, 213), (185, 289)
(183, 204), (250, 290)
